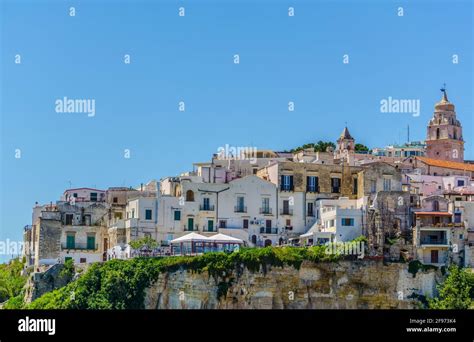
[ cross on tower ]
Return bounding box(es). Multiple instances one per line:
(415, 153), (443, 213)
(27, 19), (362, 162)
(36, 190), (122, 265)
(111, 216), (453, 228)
(440, 83), (447, 93)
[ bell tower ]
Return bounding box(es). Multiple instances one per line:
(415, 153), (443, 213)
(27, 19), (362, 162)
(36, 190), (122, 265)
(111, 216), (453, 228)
(425, 87), (464, 162)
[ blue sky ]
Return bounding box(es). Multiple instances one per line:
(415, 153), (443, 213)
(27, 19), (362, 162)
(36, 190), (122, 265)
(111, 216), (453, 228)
(0, 0), (472, 262)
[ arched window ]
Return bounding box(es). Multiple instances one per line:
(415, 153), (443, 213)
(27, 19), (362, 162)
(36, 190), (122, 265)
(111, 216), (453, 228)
(185, 190), (194, 202)
(264, 239), (272, 247)
(453, 129), (457, 140)
(432, 200), (439, 212)
(436, 128), (440, 139)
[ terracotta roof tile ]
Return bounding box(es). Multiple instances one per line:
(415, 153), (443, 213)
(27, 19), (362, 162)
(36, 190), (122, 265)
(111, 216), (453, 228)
(416, 157), (474, 172)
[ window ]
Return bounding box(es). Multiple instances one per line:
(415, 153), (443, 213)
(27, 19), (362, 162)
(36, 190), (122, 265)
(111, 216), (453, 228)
(457, 179), (465, 187)
(90, 192), (98, 201)
(353, 178), (358, 195)
(219, 220), (227, 228)
(266, 220), (272, 229)
(186, 190), (194, 202)
(174, 210), (181, 221)
(261, 197), (270, 213)
(113, 197), (118, 203)
(341, 218), (354, 226)
(460, 234), (464, 240)
(331, 178), (341, 193)
(80, 258), (87, 263)
(131, 209), (135, 218)
(370, 180), (377, 193)
(243, 219), (249, 229)
(235, 197), (245, 212)
(286, 219), (291, 227)
(202, 197), (211, 210)
(307, 176), (319, 192)
(307, 202), (314, 217)
(187, 218), (194, 231)
(65, 214), (73, 225)
(73, 193), (78, 198)
(87, 236), (95, 250)
(145, 209), (152, 220)
(282, 200), (290, 215)
(281, 175), (294, 191)
(383, 178), (391, 191)
(432, 200), (439, 212)
(66, 235), (75, 249)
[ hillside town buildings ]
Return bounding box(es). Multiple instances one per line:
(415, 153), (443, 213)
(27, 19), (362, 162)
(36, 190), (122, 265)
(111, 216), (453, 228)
(22, 89), (474, 270)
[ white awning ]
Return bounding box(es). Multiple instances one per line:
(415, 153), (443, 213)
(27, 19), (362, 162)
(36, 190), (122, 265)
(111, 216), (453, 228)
(170, 232), (210, 243)
(207, 233), (244, 244)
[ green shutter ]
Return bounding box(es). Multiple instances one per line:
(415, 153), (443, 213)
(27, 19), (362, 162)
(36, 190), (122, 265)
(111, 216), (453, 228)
(87, 236), (95, 250)
(188, 218), (194, 231)
(66, 235), (75, 249)
(174, 211), (181, 221)
(208, 220), (214, 231)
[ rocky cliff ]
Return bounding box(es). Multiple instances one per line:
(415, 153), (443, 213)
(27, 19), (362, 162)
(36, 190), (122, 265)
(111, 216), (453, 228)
(144, 260), (441, 309)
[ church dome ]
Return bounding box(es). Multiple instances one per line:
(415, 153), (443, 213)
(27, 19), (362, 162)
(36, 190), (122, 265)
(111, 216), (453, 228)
(435, 89), (455, 112)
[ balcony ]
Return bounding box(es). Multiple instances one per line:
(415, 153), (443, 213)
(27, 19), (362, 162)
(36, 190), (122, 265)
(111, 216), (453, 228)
(420, 238), (448, 245)
(307, 212), (315, 217)
(184, 225), (199, 232)
(280, 208), (293, 216)
(420, 231), (448, 246)
(234, 206), (247, 213)
(202, 228), (218, 233)
(260, 227), (279, 235)
(306, 185), (319, 193)
(61, 242), (98, 251)
(280, 185), (294, 192)
(199, 204), (215, 211)
(259, 207), (272, 215)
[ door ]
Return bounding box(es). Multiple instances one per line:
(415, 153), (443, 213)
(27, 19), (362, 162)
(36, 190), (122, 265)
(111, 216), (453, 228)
(431, 250), (439, 263)
(188, 218), (194, 231)
(207, 220), (214, 232)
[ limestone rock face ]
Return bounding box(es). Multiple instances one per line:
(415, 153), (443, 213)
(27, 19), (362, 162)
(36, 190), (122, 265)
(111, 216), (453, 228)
(144, 260), (441, 309)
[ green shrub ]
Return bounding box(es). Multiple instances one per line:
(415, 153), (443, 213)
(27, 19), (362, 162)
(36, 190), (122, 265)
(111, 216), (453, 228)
(27, 246), (341, 309)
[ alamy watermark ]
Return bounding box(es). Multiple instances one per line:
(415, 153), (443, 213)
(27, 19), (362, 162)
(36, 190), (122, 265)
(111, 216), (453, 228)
(0, 239), (24, 255)
(55, 97), (95, 117)
(217, 144), (258, 164)
(380, 97), (420, 117)
(325, 241), (365, 259)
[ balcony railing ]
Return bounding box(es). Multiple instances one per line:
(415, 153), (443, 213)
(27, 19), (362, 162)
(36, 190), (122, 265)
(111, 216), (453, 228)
(420, 238), (448, 245)
(280, 185), (294, 192)
(307, 212), (315, 217)
(260, 227), (279, 234)
(184, 225), (199, 232)
(280, 208), (293, 216)
(306, 185), (319, 193)
(234, 206), (247, 213)
(199, 204), (215, 211)
(203, 228), (218, 232)
(259, 207), (272, 214)
(61, 242), (98, 251)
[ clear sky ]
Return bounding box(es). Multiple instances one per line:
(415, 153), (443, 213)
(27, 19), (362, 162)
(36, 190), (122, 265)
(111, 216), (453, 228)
(0, 0), (472, 262)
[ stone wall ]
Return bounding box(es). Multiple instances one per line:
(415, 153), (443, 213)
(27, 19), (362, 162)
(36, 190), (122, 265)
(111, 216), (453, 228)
(144, 260), (441, 309)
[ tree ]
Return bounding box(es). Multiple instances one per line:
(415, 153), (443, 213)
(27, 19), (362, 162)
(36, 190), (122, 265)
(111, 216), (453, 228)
(355, 143), (369, 152)
(0, 258), (27, 303)
(313, 141), (336, 152)
(429, 266), (473, 309)
(129, 236), (158, 251)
